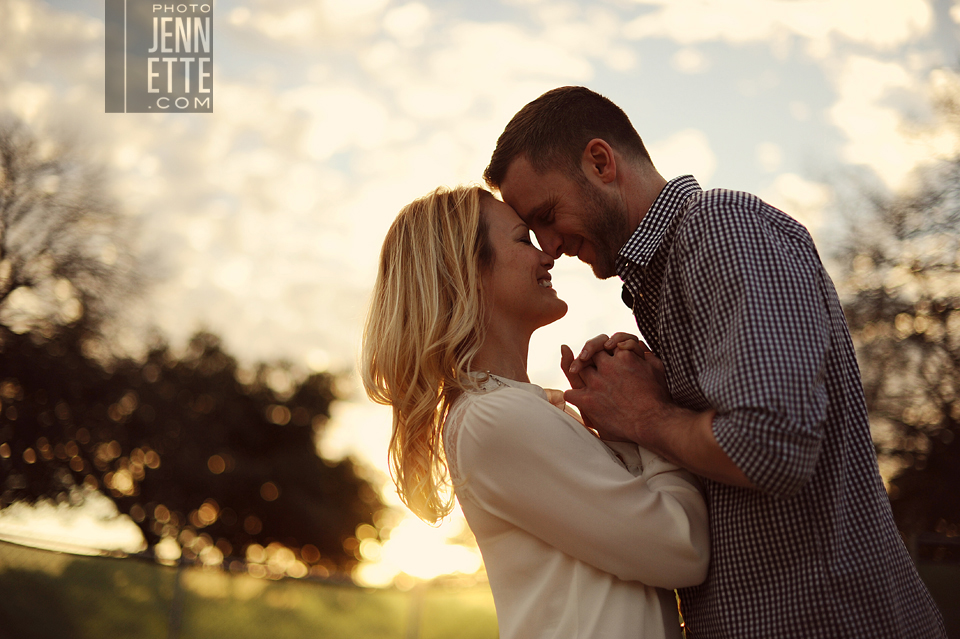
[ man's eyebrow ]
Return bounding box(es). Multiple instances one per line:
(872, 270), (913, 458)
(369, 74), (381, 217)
(527, 196), (558, 221)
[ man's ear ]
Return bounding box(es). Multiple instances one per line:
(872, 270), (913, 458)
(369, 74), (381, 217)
(581, 138), (617, 185)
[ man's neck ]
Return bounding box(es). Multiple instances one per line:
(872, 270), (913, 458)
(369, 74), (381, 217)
(623, 162), (668, 234)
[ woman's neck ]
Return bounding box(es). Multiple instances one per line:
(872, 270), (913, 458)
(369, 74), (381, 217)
(472, 320), (532, 383)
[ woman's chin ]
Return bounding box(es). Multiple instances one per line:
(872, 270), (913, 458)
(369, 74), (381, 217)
(541, 299), (568, 326)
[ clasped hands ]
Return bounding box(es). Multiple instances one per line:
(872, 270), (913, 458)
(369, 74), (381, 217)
(557, 334), (753, 489)
(559, 333), (671, 448)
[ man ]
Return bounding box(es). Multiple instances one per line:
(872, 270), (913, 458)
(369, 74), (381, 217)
(484, 86), (945, 638)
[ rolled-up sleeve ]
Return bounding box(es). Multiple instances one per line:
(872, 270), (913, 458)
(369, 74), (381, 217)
(673, 196), (830, 498)
(452, 388), (710, 588)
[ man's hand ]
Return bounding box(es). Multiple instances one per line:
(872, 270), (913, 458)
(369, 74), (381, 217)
(564, 343), (671, 445)
(561, 333), (649, 433)
(562, 333), (756, 489)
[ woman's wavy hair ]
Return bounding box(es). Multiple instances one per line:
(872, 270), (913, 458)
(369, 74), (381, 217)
(361, 185), (495, 523)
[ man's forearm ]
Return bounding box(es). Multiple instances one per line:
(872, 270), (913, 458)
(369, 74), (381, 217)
(644, 407), (755, 489)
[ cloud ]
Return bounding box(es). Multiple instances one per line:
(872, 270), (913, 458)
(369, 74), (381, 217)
(756, 142), (783, 172)
(826, 56), (956, 189)
(647, 129), (717, 185)
(430, 22), (595, 85)
(280, 84), (393, 159)
(758, 172), (832, 233)
(623, 0), (933, 53)
(1, 82), (54, 122)
(671, 47), (709, 74)
(0, 1), (103, 121)
(383, 2), (432, 47)
(4, 0), (946, 374)
(226, 0), (390, 45)
(789, 101), (812, 121)
(618, 0), (942, 194)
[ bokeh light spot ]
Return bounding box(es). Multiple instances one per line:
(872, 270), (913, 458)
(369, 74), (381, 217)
(207, 454), (226, 474)
(266, 405), (291, 425)
(244, 515), (262, 535)
(260, 482), (280, 501)
(300, 544), (320, 564)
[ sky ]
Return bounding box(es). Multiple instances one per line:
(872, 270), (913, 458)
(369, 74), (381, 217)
(1, 0), (959, 584)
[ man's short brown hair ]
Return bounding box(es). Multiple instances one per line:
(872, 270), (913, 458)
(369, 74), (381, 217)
(483, 86), (651, 190)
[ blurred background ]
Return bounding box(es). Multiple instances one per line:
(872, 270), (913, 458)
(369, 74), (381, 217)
(0, 0), (958, 636)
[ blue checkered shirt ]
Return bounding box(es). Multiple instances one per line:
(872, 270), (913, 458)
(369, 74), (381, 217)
(617, 176), (945, 638)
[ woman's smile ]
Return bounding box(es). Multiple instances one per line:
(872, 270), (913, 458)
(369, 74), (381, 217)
(481, 197), (568, 330)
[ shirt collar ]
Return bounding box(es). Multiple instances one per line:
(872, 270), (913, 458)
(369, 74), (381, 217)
(616, 175), (701, 273)
(470, 372), (547, 400)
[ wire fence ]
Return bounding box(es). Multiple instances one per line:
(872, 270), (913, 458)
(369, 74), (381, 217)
(0, 539), (498, 639)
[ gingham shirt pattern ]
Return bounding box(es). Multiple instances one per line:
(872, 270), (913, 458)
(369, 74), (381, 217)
(617, 176), (945, 638)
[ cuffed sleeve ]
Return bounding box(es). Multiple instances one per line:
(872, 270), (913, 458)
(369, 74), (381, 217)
(674, 193), (829, 497)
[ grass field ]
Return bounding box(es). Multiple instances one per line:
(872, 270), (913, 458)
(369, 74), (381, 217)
(0, 541), (498, 639)
(2, 541), (957, 638)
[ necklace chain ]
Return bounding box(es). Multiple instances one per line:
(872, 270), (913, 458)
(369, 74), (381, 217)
(485, 372), (507, 388)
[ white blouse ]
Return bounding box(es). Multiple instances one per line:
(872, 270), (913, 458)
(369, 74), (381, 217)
(444, 375), (709, 639)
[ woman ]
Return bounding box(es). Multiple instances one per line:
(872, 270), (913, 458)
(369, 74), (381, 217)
(361, 186), (708, 639)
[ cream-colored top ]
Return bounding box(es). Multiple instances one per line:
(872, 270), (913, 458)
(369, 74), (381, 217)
(444, 376), (709, 639)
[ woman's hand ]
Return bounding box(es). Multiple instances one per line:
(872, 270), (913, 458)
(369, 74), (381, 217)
(543, 388), (566, 410)
(543, 387), (595, 435)
(563, 333), (663, 388)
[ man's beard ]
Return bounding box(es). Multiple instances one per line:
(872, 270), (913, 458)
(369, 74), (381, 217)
(578, 178), (631, 280)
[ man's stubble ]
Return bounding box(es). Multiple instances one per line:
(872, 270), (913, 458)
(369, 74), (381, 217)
(577, 177), (632, 280)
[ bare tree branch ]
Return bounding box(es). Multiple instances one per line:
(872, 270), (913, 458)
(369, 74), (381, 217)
(0, 114), (145, 348)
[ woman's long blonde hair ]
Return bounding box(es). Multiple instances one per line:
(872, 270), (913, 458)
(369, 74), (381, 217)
(361, 186), (494, 523)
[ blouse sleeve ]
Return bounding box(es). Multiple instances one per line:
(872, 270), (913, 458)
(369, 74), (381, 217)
(451, 387), (709, 589)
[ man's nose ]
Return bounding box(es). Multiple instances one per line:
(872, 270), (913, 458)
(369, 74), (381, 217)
(534, 230), (563, 259)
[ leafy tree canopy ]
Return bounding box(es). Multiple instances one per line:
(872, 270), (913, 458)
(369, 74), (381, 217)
(0, 115), (383, 576)
(0, 328), (383, 574)
(836, 71), (960, 553)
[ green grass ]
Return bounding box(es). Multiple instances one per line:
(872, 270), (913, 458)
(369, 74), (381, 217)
(0, 542), (498, 639)
(419, 584), (499, 639)
(4, 541), (955, 639)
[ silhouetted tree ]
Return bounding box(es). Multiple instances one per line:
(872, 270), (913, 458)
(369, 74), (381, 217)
(0, 115), (142, 346)
(836, 96), (960, 553)
(0, 116), (381, 573)
(0, 328), (382, 573)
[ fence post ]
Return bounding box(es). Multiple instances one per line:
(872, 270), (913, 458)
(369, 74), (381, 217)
(167, 562), (185, 639)
(404, 582), (425, 639)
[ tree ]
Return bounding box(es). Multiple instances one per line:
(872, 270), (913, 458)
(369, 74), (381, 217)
(0, 115), (142, 349)
(835, 123), (960, 556)
(0, 328), (383, 574)
(0, 116), (383, 574)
